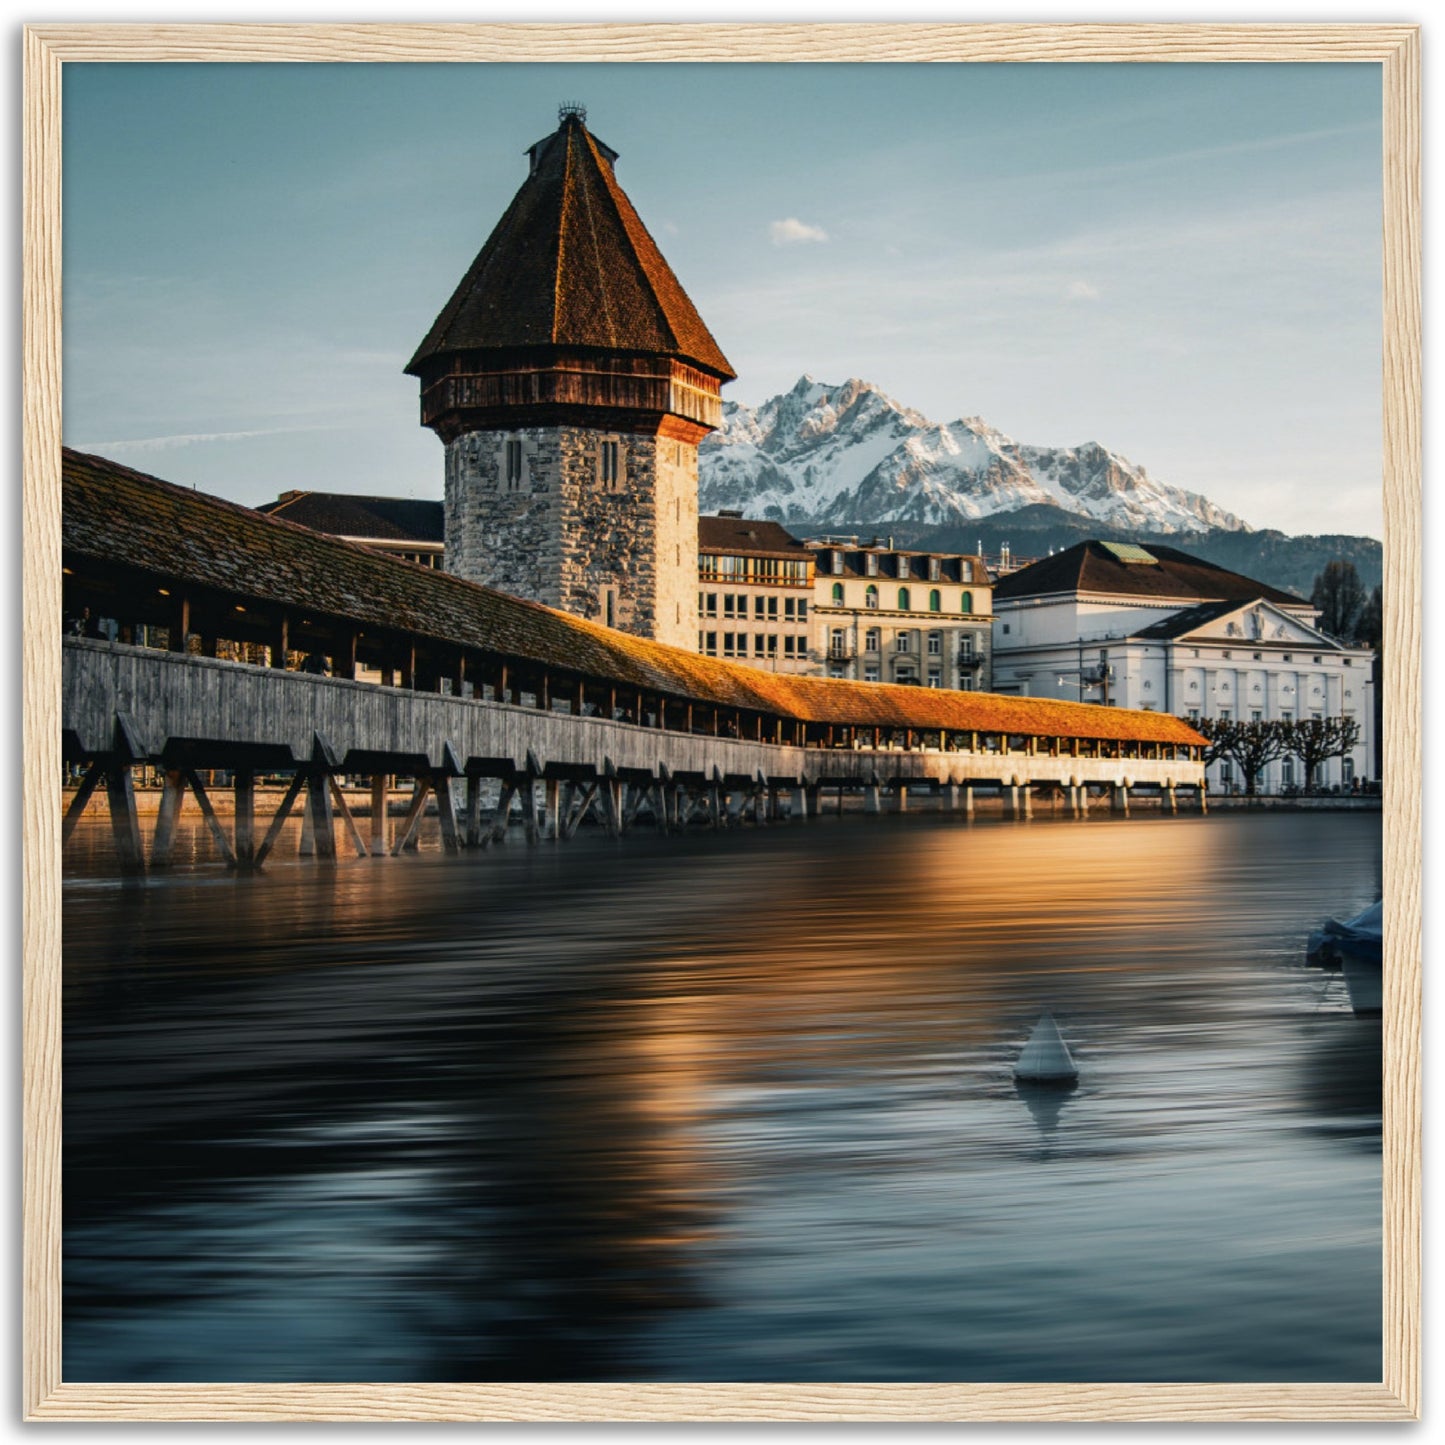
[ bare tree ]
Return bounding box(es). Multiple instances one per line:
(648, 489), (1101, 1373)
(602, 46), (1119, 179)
(1285, 716), (1362, 791)
(1194, 717), (1292, 795)
(1310, 560), (1367, 640)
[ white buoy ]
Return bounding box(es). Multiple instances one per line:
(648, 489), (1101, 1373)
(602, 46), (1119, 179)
(1014, 1012), (1078, 1084)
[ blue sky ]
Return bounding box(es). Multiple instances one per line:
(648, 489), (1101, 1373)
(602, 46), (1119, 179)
(62, 61), (1383, 536)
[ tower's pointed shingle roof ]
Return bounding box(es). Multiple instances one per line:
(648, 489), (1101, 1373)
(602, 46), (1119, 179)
(406, 112), (735, 381)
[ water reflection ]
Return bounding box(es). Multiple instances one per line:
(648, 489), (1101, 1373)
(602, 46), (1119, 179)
(63, 810), (1382, 1382)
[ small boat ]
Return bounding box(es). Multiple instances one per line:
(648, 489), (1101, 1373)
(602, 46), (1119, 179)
(1014, 1012), (1078, 1085)
(1306, 899), (1383, 966)
(1306, 900), (1382, 1017)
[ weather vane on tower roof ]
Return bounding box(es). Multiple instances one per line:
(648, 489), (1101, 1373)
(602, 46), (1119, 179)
(558, 102), (587, 125)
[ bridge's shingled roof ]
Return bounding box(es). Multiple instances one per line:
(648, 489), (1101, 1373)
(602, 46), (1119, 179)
(405, 113), (734, 381)
(62, 448), (1204, 748)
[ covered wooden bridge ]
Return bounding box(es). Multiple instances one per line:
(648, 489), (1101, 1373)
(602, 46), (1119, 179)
(61, 449), (1209, 872)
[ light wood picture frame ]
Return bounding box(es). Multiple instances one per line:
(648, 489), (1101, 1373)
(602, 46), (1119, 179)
(22, 21), (1421, 1422)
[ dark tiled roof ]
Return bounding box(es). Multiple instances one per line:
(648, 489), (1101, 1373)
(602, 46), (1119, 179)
(814, 549), (989, 586)
(698, 516), (811, 559)
(406, 114), (734, 381)
(258, 492), (444, 544)
(62, 448), (1203, 748)
(992, 540), (1304, 606)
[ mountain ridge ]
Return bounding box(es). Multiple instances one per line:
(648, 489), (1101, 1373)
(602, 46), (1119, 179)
(699, 374), (1249, 536)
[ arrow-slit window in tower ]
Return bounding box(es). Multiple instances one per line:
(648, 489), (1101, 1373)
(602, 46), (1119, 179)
(600, 440), (622, 491)
(505, 439), (524, 491)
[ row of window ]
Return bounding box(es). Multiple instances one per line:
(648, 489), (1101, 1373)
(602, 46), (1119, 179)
(826, 552), (977, 583)
(699, 632), (809, 659)
(831, 627), (973, 657)
(699, 555), (811, 584)
(698, 593), (809, 621)
(827, 584), (975, 613)
(1192, 708), (1331, 724)
(829, 665), (963, 688)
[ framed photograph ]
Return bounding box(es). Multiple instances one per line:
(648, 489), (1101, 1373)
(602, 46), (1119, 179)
(23, 21), (1420, 1423)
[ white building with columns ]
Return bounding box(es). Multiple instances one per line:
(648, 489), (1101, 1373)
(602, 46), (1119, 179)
(989, 540), (1375, 793)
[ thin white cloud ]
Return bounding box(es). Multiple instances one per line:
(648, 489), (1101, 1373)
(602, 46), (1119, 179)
(1066, 280), (1101, 301)
(769, 217), (829, 246)
(72, 425), (335, 454)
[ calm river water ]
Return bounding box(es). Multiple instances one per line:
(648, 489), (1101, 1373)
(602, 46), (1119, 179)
(62, 809), (1381, 1383)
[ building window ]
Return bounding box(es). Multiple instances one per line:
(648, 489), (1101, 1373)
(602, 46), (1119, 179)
(865, 553), (879, 577)
(1001, 622), (1009, 634)
(865, 585), (879, 609)
(962, 561), (974, 583)
(703, 631), (717, 655)
(897, 556), (911, 580)
(864, 665), (880, 682)
(1282, 757), (1295, 788)
(1282, 653), (1292, 662)
(505, 438), (525, 490)
(831, 582), (844, 605)
(784, 597), (796, 620)
(927, 630), (941, 655)
(928, 557), (941, 582)
(600, 585), (617, 629)
(1343, 757), (1355, 784)
(1187, 707), (1200, 722)
(897, 587), (911, 610)
(927, 669), (942, 688)
(865, 627), (881, 653)
(797, 600), (807, 620)
(896, 632), (912, 653)
(960, 634), (974, 660)
(831, 551), (844, 576)
(754, 634), (766, 657)
(599, 440), (622, 490)
(1219, 708), (1231, 721)
(928, 589), (941, 612)
(1251, 710), (1262, 722)
(754, 595), (765, 619)
(961, 591), (973, 614)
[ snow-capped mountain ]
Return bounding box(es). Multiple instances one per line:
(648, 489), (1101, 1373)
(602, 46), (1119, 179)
(698, 375), (1248, 534)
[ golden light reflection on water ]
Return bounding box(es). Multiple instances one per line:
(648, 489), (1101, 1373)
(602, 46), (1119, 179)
(63, 810), (1381, 1383)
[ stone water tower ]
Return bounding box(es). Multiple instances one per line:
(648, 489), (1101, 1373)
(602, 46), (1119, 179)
(406, 106), (735, 648)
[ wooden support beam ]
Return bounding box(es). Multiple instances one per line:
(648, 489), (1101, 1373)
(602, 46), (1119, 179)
(521, 778), (542, 846)
(392, 778), (434, 855)
(182, 768), (238, 867)
(327, 774), (371, 858)
(270, 614), (288, 668)
(254, 770), (308, 867)
(487, 782), (518, 845)
(234, 768), (256, 867)
(335, 630), (358, 681)
(61, 761), (106, 847)
(434, 773), (462, 853)
(304, 769), (337, 861)
(169, 595), (191, 653)
(621, 782), (646, 833)
(371, 774), (389, 855)
(104, 762), (146, 875)
(544, 778), (562, 841)
(464, 774), (483, 848)
(149, 769), (186, 868)
(563, 782), (599, 840)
